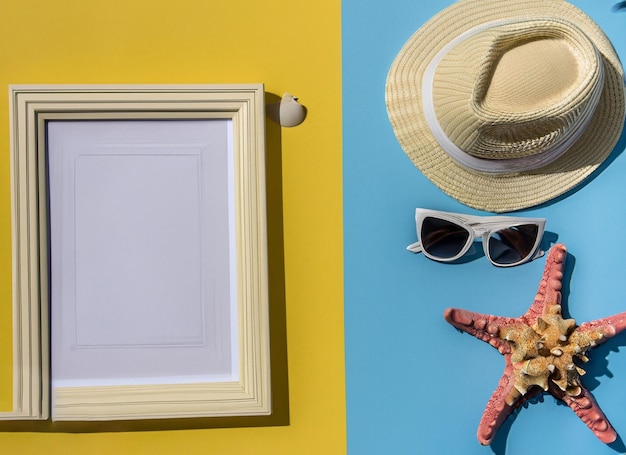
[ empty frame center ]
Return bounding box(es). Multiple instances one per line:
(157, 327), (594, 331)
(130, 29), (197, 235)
(48, 119), (238, 387)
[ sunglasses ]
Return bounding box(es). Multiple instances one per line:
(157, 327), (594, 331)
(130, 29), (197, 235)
(407, 208), (546, 267)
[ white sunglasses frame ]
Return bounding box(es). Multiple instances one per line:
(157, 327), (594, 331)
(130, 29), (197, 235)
(407, 208), (546, 267)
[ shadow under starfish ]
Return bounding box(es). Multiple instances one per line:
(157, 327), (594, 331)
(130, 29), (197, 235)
(444, 243), (626, 446)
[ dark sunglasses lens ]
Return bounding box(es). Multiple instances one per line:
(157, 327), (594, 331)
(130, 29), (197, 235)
(420, 217), (470, 259)
(488, 223), (539, 265)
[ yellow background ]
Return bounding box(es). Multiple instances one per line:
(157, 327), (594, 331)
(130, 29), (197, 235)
(0, 0), (345, 453)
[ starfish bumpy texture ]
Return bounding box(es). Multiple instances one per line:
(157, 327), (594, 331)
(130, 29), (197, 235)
(444, 243), (626, 445)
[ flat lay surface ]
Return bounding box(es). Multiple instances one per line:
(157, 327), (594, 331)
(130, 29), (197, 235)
(343, 0), (626, 453)
(0, 0), (344, 453)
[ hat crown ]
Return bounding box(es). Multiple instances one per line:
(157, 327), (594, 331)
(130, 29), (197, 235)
(477, 37), (579, 114)
(430, 19), (604, 172)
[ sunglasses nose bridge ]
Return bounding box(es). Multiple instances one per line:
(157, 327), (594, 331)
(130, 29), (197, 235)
(469, 224), (489, 238)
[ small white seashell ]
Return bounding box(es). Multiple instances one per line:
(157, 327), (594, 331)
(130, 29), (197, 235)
(267, 93), (307, 127)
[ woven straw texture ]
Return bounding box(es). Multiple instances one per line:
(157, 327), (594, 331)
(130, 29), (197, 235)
(386, 0), (625, 212)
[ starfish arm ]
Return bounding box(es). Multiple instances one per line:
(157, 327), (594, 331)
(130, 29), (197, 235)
(550, 384), (617, 444)
(477, 357), (541, 445)
(443, 308), (520, 354)
(577, 311), (626, 346)
(522, 243), (567, 325)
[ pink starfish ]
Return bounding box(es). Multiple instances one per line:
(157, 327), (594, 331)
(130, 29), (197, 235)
(444, 243), (626, 445)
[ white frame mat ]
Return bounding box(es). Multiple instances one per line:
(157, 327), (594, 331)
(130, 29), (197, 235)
(6, 85), (271, 421)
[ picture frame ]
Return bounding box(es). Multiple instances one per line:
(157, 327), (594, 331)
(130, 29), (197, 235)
(5, 84), (271, 421)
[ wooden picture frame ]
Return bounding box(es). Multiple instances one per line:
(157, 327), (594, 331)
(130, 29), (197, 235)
(6, 85), (270, 421)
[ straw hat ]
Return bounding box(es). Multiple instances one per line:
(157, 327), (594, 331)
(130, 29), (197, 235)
(386, 0), (625, 212)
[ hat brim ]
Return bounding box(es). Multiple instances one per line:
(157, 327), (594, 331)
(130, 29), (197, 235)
(386, 0), (625, 212)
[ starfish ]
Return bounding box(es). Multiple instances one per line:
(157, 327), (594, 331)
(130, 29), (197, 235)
(444, 243), (626, 446)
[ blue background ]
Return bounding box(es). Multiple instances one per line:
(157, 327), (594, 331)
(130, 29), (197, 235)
(342, 1), (626, 454)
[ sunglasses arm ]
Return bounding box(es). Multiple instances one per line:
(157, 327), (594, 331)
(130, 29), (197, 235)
(406, 241), (423, 254)
(531, 248), (545, 260)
